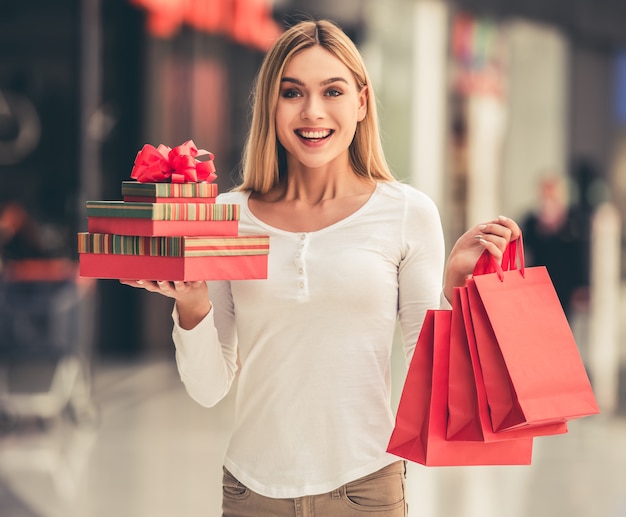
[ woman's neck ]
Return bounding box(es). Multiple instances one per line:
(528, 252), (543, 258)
(248, 160), (377, 232)
(272, 157), (372, 205)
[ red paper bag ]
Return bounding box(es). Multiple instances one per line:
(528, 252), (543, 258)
(467, 239), (599, 433)
(387, 310), (533, 466)
(447, 286), (568, 442)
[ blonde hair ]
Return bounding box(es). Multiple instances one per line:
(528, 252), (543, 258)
(236, 19), (395, 193)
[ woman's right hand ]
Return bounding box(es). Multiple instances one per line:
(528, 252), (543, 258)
(120, 280), (211, 330)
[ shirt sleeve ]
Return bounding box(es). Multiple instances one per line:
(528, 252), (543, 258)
(396, 187), (447, 365)
(171, 280), (238, 407)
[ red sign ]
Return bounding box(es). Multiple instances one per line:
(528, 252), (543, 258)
(130, 0), (283, 50)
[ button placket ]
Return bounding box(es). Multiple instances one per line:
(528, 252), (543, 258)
(295, 233), (309, 296)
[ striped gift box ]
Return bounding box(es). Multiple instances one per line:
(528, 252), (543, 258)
(78, 234), (270, 281)
(86, 201), (238, 220)
(78, 233), (268, 257)
(86, 201), (240, 236)
(121, 181), (218, 203)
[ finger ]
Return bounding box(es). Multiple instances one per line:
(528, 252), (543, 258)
(477, 235), (504, 260)
(139, 280), (165, 293)
(172, 281), (199, 292)
(120, 279), (149, 288)
(495, 215), (521, 240)
(477, 221), (512, 241)
(475, 223), (508, 249)
(156, 280), (174, 292)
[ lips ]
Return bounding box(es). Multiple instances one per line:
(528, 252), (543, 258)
(295, 129), (334, 141)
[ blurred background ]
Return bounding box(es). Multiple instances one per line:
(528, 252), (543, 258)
(0, 0), (625, 516)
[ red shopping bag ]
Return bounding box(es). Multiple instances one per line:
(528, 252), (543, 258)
(467, 238), (599, 433)
(447, 286), (568, 442)
(387, 310), (533, 466)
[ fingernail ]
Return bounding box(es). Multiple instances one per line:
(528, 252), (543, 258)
(478, 224), (487, 230)
(137, 280), (144, 284)
(498, 215), (508, 221)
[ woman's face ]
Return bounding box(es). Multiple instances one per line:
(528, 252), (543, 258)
(275, 45), (367, 172)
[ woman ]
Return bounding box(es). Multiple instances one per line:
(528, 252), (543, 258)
(123, 19), (519, 517)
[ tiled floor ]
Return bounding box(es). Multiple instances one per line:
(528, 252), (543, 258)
(0, 353), (624, 517)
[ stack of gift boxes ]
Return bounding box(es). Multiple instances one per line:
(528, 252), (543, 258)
(78, 141), (269, 281)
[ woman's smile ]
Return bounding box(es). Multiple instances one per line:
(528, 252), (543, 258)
(294, 128), (334, 144)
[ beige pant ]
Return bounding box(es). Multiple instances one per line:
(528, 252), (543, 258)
(222, 461), (407, 517)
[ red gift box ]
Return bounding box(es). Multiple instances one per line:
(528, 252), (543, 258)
(79, 253), (268, 281)
(86, 201), (239, 236)
(87, 219), (238, 237)
(78, 233), (269, 281)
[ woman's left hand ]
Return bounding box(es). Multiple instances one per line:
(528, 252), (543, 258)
(443, 215), (521, 302)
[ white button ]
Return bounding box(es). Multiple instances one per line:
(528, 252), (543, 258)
(295, 252), (302, 258)
(297, 267), (304, 275)
(299, 233), (307, 240)
(298, 281), (305, 289)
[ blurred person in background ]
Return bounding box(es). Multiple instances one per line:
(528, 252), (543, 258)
(521, 174), (590, 319)
(123, 19), (520, 517)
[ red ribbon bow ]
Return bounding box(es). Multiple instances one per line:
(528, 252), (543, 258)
(130, 140), (217, 183)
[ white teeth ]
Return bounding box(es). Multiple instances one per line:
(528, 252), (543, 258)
(298, 130), (331, 139)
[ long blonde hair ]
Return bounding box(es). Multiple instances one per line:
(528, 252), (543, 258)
(236, 19), (395, 193)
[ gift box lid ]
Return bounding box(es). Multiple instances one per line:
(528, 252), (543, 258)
(86, 201), (239, 221)
(121, 181), (218, 198)
(78, 233), (269, 257)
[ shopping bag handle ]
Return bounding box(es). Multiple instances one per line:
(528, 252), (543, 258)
(502, 236), (525, 275)
(473, 236), (525, 281)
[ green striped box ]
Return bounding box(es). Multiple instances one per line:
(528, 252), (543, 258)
(86, 201), (239, 221)
(121, 181), (218, 199)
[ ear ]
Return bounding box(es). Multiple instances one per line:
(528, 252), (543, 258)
(357, 85), (368, 122)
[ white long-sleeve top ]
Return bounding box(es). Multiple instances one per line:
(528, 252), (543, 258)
(172, 181), (446, 499)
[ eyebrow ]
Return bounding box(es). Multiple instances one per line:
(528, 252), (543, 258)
(280, 76), (350, 87)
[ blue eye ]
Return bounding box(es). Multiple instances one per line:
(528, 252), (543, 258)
(281, 89), (301, 99)
(326, 88), (342, 97)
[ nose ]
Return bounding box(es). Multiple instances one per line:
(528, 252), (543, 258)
(300, 95), (324, 120)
